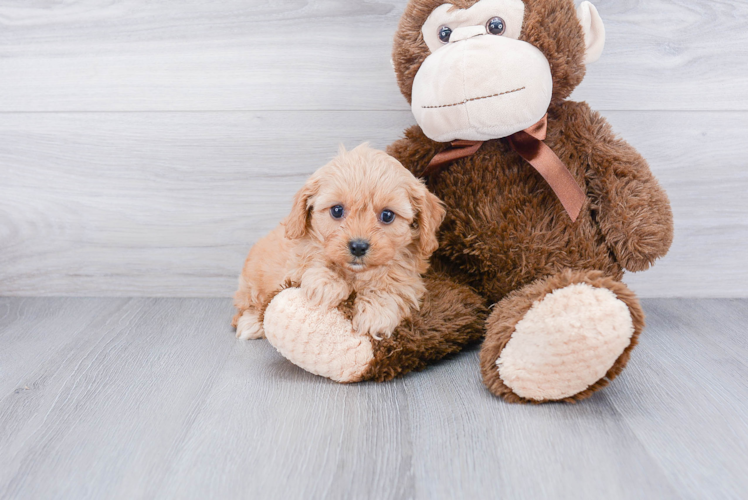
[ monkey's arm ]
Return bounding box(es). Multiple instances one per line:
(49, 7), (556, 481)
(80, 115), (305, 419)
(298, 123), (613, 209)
(577, 105), (673, 272)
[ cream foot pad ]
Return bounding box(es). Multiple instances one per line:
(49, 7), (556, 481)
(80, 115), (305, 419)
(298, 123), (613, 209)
(263, 288), (374, 383)
(497, 283), (635, 401)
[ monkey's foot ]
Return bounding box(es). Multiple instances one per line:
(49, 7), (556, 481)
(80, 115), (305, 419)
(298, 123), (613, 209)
(480, 270), (644, 403)
(263, 288), (374, 383)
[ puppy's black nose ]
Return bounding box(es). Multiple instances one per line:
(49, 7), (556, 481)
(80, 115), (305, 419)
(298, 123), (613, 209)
(349, 239), (370, 257)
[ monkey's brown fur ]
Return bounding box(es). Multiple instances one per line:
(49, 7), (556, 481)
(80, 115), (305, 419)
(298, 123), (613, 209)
(385, 0), (673, 402)
(363, 269), (487, 382)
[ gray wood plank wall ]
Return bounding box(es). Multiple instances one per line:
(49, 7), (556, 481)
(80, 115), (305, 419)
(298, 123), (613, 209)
(1, 0), (746, 297)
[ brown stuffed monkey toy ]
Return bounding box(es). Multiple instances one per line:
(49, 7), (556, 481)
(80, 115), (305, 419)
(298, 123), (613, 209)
(385, 0), (673, 402)
(261, 0), (672, 403)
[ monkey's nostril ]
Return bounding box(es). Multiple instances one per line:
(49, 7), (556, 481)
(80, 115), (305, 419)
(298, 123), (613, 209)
(349, 239), (370, 257)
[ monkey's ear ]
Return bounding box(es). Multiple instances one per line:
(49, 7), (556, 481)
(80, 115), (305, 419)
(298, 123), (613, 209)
(577, 1), (606, 64)
(283, 177), (319, 240)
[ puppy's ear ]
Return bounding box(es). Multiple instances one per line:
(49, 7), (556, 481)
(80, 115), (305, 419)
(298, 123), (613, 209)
(411, 181), (446, 258)
(283, 177), (320, 240)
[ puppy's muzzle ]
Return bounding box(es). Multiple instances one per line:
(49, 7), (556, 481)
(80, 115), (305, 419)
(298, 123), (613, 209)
(348, 239), (370, 257)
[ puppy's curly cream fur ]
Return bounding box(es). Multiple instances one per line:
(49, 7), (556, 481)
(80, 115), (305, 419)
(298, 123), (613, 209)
(233, 144), (445, 340)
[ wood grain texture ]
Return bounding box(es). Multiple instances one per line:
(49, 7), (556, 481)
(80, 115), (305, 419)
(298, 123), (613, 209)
(0, 111), (407, 297)
(1, 0), (746, 112)
(0, 297), (128, 397)
(0, 298), (235, 499)
(0, 298), (746, 499)
(605, 299), (748, 499)
(1, 110), (746, 298)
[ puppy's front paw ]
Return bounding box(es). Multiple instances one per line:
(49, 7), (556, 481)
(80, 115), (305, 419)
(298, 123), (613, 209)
(301, 267), (351, 309)
(236, 309), (264, 340)
(352, 297), (402, 339)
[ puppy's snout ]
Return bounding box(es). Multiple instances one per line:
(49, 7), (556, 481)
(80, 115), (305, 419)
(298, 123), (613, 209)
(348, 239), (370, 257)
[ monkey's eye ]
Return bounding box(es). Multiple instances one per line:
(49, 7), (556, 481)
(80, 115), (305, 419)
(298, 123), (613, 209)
(379, 209), (396, 224)
(438, 25), (452, 44)
(330, 205), (345, 220)
(486, 17), (506, 36)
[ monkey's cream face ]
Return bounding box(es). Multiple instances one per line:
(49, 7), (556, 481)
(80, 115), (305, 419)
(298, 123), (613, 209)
(412, 0), (553, 142)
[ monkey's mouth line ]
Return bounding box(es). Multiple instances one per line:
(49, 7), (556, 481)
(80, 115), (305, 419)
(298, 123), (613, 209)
(421, 87), (526, 109)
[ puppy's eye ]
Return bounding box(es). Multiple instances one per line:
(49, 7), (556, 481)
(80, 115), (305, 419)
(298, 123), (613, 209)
(330, 205), (345, 220)
(379, 209), (396, 224)
(486, 17), (506, 35)
(438, 25), (452, 44)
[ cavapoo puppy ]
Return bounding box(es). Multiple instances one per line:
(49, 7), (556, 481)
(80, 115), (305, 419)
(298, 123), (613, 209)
(232, 143), (445, 341)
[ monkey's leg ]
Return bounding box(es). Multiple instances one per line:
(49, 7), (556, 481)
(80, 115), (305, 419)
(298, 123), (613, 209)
(262, 272), (485, 383)
(480, 269), (644, 403)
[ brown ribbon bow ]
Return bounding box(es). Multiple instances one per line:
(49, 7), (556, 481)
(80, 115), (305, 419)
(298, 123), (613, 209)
(422, 114), (586, 222)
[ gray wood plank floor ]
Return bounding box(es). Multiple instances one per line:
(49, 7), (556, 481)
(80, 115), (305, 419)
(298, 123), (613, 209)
(0, 298), (746, 500)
